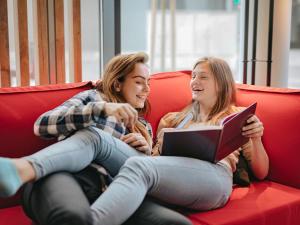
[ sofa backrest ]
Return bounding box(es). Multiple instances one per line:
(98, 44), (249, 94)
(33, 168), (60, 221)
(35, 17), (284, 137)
(235, 84), (300, 189)
(146, 71), (300, 189)
(0, 82), (93, 208)
(0, 71), (299, 208)
(0, 82), (93, 158)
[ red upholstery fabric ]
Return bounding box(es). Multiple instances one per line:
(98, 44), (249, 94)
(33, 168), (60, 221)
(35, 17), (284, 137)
(0, 82), (93, 208)
(0, 206), (31, 225)
(188, 181), (300, 225)
(1, 72), (300, 225)
(235, 84), (300, 189)
(146, 71), (192, 137)
(0, 82), (93, 159)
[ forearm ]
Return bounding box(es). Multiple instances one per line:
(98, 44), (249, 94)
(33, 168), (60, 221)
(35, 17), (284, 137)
(248, 138), (269, 180)
(34, 101), (106, 138)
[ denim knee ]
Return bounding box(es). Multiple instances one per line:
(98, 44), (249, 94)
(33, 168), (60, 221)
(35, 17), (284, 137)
(121, 157), (158, 189)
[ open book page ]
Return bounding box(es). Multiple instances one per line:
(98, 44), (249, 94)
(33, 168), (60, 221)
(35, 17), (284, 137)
(220, 112), (239, 125)
(169, 124), (221, 132)
(161, 102), (257, 163)
(220, 103), (256, 127)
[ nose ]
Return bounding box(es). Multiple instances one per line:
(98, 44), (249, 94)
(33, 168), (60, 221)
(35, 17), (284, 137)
(190, 77), (198, 87)
(144, 82), (150, 93)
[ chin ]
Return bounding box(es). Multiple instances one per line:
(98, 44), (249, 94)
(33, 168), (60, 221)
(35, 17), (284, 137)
(136, 104), (144, 109)
(192, 96), (201, 101)
(132, 102), (144, 109)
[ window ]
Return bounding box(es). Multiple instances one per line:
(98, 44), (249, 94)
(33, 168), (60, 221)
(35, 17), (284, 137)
(289, 0), (300, 88)
(121, 0), (241, 80)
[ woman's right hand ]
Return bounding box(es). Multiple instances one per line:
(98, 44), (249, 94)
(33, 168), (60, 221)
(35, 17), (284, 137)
(121, 133), (151, 154)
(104, 103), (138, 129)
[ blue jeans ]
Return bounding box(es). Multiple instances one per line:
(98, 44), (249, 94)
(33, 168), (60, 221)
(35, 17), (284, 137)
(90, 156), (233, 225)
(25, 126), (144, 179)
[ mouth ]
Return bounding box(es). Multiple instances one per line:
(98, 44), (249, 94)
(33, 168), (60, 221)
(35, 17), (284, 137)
(136, 95), (147, 101)
(192, 88), (204, 94)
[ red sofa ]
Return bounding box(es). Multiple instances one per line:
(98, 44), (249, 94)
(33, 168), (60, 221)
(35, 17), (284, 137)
(1, 71), (300, 225)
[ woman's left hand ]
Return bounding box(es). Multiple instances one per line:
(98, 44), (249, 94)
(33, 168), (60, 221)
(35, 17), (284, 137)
(121, 133), (151, 154)
(242, 115), (264, 140)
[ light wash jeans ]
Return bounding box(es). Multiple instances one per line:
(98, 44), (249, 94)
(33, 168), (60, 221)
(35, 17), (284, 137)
(26, 127), (232, 225)
(90, 156), (233, 225)
(25, 126), (144, 179)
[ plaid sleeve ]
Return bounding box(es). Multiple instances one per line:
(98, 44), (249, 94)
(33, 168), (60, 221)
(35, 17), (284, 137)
(34, 89), (106, 139)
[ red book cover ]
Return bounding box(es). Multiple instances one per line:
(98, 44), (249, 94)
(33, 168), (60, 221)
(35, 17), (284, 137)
(161, 103), (257, 163)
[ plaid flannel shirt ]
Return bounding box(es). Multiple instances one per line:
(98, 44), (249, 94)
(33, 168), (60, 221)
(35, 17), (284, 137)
(34, 89), (153, 142)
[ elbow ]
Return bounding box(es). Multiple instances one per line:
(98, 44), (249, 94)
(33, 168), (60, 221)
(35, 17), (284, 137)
(33, 119), (42, 137)
(255, 170), (268, 180)
(33, 119), (55, 138)
(254, 160), (269, 181)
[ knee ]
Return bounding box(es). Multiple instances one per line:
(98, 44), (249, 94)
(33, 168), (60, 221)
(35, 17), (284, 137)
(123, 157), (154, 176)
(47, 205), (93, 225)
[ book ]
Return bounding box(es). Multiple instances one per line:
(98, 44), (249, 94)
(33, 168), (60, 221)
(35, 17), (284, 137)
(161, 103), (257, 163)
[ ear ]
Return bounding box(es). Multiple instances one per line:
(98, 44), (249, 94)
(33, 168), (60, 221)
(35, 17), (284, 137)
(114, 80), (122, 92)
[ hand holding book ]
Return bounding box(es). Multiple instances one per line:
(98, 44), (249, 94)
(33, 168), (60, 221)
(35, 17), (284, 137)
(242, 115), (264, 140)
(161, 103), (257, 163)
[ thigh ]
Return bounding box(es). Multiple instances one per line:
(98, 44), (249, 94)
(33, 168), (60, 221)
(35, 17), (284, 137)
(24, 127), (103, 178)
(22, 171), (94, 225)
(123, 198), (192, 225)
(146, 157), (233, 210)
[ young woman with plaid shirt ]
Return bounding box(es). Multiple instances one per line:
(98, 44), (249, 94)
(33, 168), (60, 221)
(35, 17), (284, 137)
(0, 52), (192, 225)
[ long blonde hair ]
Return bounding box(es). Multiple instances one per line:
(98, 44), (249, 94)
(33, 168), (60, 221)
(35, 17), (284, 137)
(171, 57), (237, 127)
(96, 52), (152, 146)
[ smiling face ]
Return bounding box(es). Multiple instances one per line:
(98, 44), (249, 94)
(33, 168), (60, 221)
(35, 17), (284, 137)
(190, 62), (218, 107)
(118, 63), (150, 109)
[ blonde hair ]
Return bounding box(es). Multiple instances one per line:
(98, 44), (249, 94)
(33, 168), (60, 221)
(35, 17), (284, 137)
(171, 57), (237, 127)
(96, 52), (152, 146)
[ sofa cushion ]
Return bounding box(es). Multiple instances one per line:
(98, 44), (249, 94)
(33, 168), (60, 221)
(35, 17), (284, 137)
(188, 181), (300, 225)
(0, 82), (93, 158)
(235, 84), (300, 189)
(146, 71), (192, 137)
(0, 206), (31, 225)
(0, 82), (93, 208)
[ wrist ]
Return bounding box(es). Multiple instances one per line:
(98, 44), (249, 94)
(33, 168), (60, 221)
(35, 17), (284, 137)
(250, 136), (262, 144)
(92, 101), (107, 117)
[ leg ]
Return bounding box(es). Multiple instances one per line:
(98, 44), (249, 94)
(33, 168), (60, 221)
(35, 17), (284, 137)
(124, 198), (192, 225)
(0, 127), (143, 197)
(26, 127), (143, 178)
(90, 156), (233, 225)
(22, 172), (94, 225)
(22, 166), (191, 225)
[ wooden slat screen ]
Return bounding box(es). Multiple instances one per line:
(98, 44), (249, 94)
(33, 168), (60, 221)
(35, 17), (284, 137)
(72, 0), (82, 82)
(55, 0), (65, 84)
(0, 0), (82, 87)
(0, 0), (11, 87)
(36, 0), (50, 85)
(48, 0), (57, 84)
(15, 0), (30, 86)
